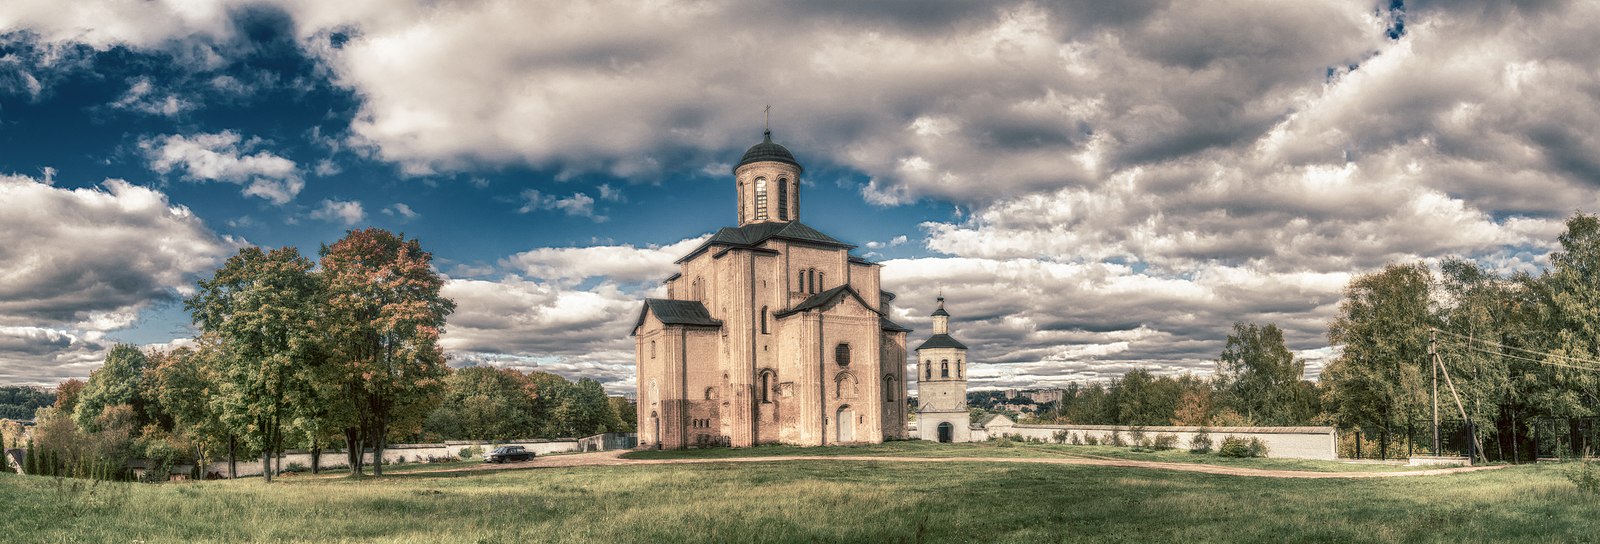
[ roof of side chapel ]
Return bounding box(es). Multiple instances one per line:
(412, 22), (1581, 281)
(634, 299), (722, 333)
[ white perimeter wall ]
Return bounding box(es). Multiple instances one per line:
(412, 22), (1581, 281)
(998, 424), (1338, 460)
(205, 440), (580, 478)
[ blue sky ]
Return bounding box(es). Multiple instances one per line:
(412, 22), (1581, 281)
(2, 0), (1597, 392)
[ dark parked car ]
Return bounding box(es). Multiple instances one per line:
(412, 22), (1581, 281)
(483, 445), (535, 463)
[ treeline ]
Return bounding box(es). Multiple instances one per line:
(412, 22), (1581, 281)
(19, 228), (633, 483)
(1014, 212), (1600, 463)
(1318, 214), (1600, 461)
(0, 385), (53, 420)
(424, 366), (635, 441)
(1015, 322), (1320, 427)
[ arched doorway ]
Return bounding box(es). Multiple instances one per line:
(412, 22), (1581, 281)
(651, 411), (661, 450)
(937, 422), (953, 443)
(837, 405), (855, 443)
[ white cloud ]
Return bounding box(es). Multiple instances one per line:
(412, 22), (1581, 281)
(140, 131), (305, 204)
(382, 202), (418, 220)
(501, 236), (706, 287)
(310, 199), (365, 225)
(0, 173), (236, 385)
(109, 77), (192, 117)
(516, 189), (604, 221)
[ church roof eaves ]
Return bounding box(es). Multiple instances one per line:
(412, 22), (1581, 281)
(880, 316), (911, 333)
(632, 299), (723, 335)
(915, 333), (967, 351)
(675, 221), (855, 264)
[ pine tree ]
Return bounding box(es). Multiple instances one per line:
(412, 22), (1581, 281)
(23, 438), (35, 475)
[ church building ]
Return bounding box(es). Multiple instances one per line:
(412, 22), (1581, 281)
(632, 130), (913, 449)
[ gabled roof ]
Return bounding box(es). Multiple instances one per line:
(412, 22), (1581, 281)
(680, 220), (855, 263)
(633, 299), (722, 334)
(975, 413), (1014, 427)
(915, 333), (967, 351)
(775, 285), (879, 318)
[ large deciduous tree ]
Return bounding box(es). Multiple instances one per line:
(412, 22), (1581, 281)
(73, 344), (151, 432)
(186, 246), (322, 482)
(1323, 263), (1437, 458)
(1216, 323), (1316, 426)
(320, 229), (453, 476)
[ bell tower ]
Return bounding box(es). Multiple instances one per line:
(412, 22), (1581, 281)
(916, 295), (971, 443)
(733, 130), (803, 226)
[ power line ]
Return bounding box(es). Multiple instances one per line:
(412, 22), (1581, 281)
(1438, 339), (1600, 373)
(1431, 327), (1600, 367)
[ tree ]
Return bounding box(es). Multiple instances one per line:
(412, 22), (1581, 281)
(320, 229), (454, 476)
(53, 379), (85, 414)
(1171, 381), (1215, 426)
(1116, 370), (1181, 426)
(187, 246), (323, 482)
(1216, 323), (1315, 425)
(73, 345), (150, 431)
(1323, 263), (1437, 458)
(0, 386), (54, 420)
(425, 367), (538, 440)
(147, 340), (235, 479)
(609, 396), (637, 432)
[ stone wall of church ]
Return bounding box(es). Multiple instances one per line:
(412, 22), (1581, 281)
(879, 331), (909, 440)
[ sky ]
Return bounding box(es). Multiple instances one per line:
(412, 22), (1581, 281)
(1, 0), (1597, 394)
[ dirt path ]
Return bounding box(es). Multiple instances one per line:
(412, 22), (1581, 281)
(394, 450), (1506, 479)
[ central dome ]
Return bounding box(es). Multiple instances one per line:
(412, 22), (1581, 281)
(734, 131), (803, 173)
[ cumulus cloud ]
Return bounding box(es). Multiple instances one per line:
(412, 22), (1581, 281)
(310, 198), (365, 225)
(0, 173), (236, 385)
(141, 131), (305, 204)
(9, 0), (1600, 389)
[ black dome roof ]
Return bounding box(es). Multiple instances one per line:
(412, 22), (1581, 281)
(735, 131), (803, 173)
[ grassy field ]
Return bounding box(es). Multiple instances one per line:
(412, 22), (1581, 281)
(1, 443), (1595, 543)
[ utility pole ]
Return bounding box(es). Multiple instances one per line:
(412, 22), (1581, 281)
(1431, 329), (1440, 456)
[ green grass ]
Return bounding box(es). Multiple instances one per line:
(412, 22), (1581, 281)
(622, 440), (1423, 472)
(1, 451), (1593, 543)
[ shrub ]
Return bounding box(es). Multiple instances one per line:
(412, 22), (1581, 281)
(1070, 433), (1082, 445)
(1128, 427), (1148, 448)
(1107, 433), (1126, 447)
(1152, 434), (1179, 451)
(1053, 430), (1069, 444)
(1084, 435), (1099, 446)
(1248, 437), (1270, 458)
(1189, 430), (1213, 454)
(285, 462), (306, 473)
(1218, 436), (1269, 458)
(459, 446), (483, 460)
(1569, 460), (1600, 495)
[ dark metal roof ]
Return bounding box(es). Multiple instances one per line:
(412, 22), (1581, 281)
(931, 307), (950, 317)
(680, 220), (855, 263)
(880, 316), (911, 333)
(776, 285), (855, 316)
(633, 299), (722, 334)
(915, 333), (967, 351)
(774, 285), (888, 320)
(734, 131), (803, 173)
(880, 290), (896, 302)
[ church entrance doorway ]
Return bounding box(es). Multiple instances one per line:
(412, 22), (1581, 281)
(837, 406), (854, 442)
(651, 411), (661, 450)
(937, 422), (953, 443)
